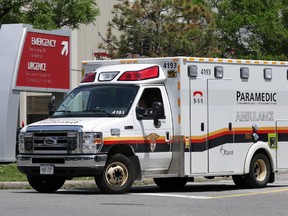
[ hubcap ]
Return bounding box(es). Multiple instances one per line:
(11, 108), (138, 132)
(253, 159), (267, 181)
(105, 162), (128, 187)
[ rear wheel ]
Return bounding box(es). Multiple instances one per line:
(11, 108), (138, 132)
(95, 154), (135, 194)
(153, 177), (188, 189)
(245, 153), (271, 188)
(27, 175), (65, 193)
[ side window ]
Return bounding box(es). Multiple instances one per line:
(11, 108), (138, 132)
(137, 88), (165, 119)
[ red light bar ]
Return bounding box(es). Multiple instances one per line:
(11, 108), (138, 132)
(81, 72), (96, 83)
(118, 66), (159, 81)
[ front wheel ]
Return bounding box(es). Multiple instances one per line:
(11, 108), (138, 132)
(245, 153), (271, 188)
(95, 154), (135, 194)
(27, 176), (65, 193)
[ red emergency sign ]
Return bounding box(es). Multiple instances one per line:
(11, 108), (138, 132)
(16, 31), (70, 90)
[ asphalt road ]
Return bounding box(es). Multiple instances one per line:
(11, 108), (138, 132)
(0, 172), (288, 216)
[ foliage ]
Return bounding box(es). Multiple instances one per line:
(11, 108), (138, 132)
(0, 163), (27, 182)
(215, 0), (288, 60)
(0, 0), (99, 30)
(99, 0), (219, 58)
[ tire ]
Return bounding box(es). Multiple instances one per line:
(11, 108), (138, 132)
(27, 175), (65, 193)
(232, 175), (247, 189)
(245, 153), (271, 188)
(95, 154), (135, 194)
(153, 177), (188, 189)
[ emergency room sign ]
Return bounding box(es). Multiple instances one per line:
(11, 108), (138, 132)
(15, 30), (70, 91)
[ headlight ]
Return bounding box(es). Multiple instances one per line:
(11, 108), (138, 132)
(18, 132), (34, 153)
(18, 132), (25, 153)
(82, 132), (103, 154)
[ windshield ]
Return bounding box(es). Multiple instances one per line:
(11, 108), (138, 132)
(52, 85), (139, 118)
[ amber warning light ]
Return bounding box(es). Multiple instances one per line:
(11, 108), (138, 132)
(118, 66), (159, 81)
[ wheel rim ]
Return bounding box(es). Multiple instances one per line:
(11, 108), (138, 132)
(253, 159), (267, 181)
(105, 162), (128, 188)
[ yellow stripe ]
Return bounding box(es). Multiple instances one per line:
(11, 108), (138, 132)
(104, 136), (166, 141)
(211, 188), (288, 199)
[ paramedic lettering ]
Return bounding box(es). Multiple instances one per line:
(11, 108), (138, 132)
(236, 91), (277, 104)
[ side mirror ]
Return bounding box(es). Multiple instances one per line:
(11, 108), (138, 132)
(152, 102), (163, 127)
(48, 96), (56, 117)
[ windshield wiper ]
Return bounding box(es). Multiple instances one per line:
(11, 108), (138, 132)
(84, 109), (114, 117)
(55, 110), (71, 113)
(52, 110), (73, 117)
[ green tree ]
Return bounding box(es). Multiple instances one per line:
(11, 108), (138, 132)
(216, 0), (288, 60)
(0, 0), (99, 30)
(100, 0), (219, 58)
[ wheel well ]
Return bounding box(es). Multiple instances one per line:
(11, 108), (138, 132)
(107, 144), (135, 159)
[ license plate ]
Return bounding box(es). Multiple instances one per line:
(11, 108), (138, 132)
(40, 165), (54, 175)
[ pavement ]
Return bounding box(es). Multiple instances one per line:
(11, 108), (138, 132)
(1, 171), (287, 190)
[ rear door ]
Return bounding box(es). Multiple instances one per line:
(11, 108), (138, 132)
(190, 78), (208, 174)
(276, 120), (288, 169)
(207, 79), (235, 173)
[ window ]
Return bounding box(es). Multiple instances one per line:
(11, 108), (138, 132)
(137, 88), (165, 120)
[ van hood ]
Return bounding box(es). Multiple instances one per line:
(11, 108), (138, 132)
(25, 117), (130, 132)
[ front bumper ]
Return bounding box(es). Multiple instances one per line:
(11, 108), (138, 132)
(17, 154), (107, 177)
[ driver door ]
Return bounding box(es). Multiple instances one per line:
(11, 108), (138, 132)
(133, 86), (173, 172)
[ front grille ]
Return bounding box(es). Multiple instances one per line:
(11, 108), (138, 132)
(33, 132), (68, 150)
(25, 125), (82, 154)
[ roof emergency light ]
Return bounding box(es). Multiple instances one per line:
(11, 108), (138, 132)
(188, 65), (198, 78)
(118, 66), (159, 81)
(99, 71), (119, 81)
(214, 66), (223, 78)
(81, 72), (96, 83)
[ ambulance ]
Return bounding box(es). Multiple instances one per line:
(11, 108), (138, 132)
(17, 57), (288, 193)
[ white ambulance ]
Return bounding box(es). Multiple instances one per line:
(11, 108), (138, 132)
(17, 57), (288, 193)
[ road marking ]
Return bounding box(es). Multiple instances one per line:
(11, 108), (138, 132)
(210, 188), (288, 199)
(133, 193), (212, 200)
(133, 188), (288, 200)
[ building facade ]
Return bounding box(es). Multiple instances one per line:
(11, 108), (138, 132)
(19, 0), (118, 127)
